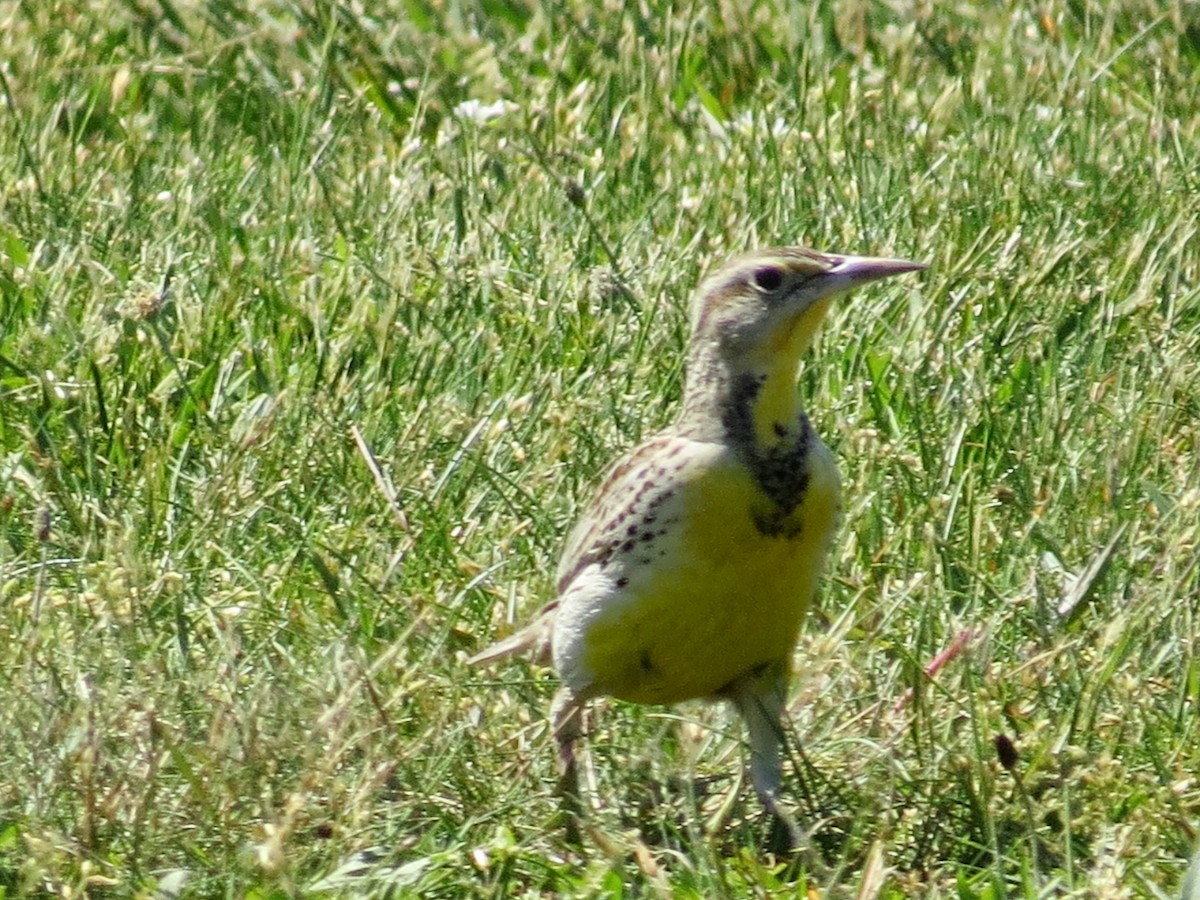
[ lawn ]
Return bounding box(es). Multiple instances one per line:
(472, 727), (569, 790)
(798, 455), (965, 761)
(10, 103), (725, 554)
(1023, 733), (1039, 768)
(2, 1), (1198, 896)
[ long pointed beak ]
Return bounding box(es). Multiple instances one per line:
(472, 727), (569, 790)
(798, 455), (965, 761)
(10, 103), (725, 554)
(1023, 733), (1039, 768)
(827, 254), (927, 290)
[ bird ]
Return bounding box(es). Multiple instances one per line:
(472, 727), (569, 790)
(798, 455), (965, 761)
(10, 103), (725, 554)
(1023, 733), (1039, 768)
(469, 246), (925, 841)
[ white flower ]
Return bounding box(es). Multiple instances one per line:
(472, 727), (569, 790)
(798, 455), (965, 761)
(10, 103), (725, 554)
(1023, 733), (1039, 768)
(452, 98), (516, 124)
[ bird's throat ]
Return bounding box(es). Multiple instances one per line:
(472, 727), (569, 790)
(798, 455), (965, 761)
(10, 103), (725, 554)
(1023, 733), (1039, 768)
(746, 369), (805, 449)
(679, 344), (807, 452)
(719, 370), (815, 536)
(741, 298), (829, 449)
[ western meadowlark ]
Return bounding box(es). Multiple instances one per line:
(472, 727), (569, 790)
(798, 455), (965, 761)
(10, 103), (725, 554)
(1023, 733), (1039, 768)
(470, 246), (925, 838)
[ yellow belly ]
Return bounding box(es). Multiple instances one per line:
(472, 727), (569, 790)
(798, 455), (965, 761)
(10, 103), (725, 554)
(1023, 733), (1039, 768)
(578, 445), (840, 704)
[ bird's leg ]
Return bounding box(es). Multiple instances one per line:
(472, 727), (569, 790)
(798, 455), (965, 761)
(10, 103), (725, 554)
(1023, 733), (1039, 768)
(728, 661), (807, 852)
(550, 687), (585, 846)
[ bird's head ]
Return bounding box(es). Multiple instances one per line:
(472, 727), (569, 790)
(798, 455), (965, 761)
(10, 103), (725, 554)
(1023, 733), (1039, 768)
(690, 247), (926, 372)
(680, 246), (926, 444)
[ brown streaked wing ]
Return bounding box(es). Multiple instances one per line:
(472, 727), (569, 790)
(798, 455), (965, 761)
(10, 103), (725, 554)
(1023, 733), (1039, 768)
(554, 433), (705, 593)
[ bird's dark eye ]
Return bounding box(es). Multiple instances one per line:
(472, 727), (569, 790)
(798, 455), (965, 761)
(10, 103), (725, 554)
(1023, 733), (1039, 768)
(751, 266), (784, 292)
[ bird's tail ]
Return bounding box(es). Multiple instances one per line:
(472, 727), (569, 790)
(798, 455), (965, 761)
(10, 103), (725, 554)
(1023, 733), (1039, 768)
(466, 602), (557, 666)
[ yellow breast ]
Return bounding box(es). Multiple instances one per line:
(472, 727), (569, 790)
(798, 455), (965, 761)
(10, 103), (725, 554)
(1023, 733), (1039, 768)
(575, 439), (841, 705)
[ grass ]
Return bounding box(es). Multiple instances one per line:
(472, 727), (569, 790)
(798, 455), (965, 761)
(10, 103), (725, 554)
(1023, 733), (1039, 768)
(1, 0), (1199, 895)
